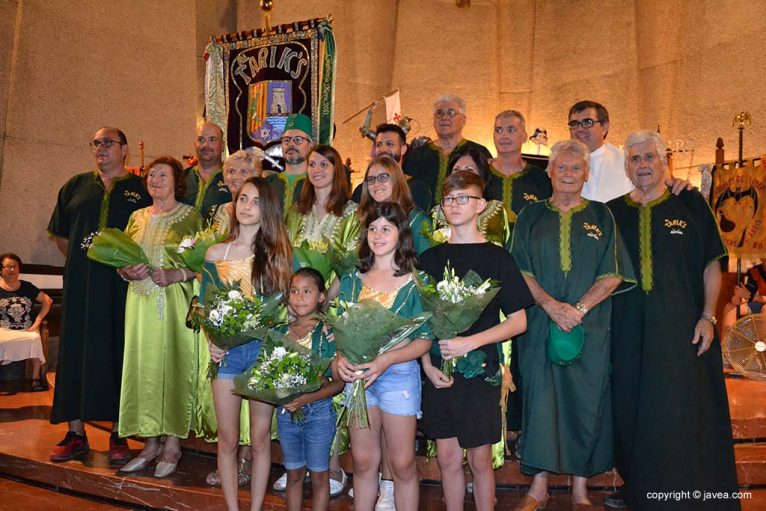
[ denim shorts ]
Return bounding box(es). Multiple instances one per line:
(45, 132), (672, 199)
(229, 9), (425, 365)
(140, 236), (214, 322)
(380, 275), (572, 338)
(345, 360), (421, 417)
(216, 339), (262, 380)
(276, 398), (336, 472)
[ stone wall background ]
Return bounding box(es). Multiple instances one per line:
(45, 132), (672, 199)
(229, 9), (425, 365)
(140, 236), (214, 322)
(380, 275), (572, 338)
(1, 0), (764, 264)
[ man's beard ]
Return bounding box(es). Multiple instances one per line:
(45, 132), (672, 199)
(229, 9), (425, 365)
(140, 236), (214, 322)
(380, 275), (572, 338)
(377, 151), (401, 163)
(285, 154), (306, 165)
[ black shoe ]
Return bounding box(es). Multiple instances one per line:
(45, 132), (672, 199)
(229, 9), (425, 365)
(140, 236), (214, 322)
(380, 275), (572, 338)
(50, 431), (89, 462)
(604, 488), (627, 509)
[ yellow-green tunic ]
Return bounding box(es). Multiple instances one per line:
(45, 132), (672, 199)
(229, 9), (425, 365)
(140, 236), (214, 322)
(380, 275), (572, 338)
(118, 203), (203, 438)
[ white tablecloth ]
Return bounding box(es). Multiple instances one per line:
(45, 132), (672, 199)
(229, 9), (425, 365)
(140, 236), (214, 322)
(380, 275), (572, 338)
(0, 328), (45, 365)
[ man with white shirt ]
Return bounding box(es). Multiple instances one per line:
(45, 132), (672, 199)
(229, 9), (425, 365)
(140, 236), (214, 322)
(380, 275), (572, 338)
(568, 100), (634, 203)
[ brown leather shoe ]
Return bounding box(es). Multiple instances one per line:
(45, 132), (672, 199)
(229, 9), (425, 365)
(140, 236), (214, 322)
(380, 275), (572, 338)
(514, 494), (549, 511)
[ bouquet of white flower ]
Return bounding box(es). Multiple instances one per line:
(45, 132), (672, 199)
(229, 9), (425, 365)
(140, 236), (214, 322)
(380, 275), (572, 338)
(233, 330), (332, 421)
(197, 280), (286, 377)
(415, 263), (500, 378)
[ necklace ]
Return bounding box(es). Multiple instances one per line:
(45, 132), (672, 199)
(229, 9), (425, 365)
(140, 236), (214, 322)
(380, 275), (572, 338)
(288, 320), (318, 340)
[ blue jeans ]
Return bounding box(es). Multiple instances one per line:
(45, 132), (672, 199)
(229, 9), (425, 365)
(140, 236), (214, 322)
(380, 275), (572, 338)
(277, 398), (336, 472)
(345, 359), (422, 417)
(216, 339), (262, 380)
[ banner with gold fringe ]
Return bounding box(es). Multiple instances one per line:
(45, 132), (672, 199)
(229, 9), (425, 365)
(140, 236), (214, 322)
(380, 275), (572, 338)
(711, 159), (766, 256)
(204, 17), (336, 152)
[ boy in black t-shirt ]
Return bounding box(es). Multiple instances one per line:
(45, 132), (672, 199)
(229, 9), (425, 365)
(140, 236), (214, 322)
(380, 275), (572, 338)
(419, 171), (533, 510)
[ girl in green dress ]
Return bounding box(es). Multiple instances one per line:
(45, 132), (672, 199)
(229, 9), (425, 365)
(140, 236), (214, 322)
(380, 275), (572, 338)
(334, 202), (433, 511)
(204, 177), (293, 511)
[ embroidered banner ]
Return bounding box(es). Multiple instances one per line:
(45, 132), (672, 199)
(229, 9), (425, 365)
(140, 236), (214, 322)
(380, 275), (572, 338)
(712, 159), (766, 256)
(204, 17), (336, 153)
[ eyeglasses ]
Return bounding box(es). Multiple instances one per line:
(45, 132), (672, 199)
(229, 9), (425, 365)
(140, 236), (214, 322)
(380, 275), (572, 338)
(567, 118), (603, 130)
(366, 173), (391, 185)
(2, 265), (18, 270)
(89, 139), (123, 150)
(441, 194), (482, 206)
(629, 152), (659, 165)
(434, 109), (463, 119)
(281, 135), (309, 145)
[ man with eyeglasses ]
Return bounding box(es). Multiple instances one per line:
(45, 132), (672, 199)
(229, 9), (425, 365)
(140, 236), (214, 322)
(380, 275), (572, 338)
(47, 127), (150, 465)
(266, 113), (313, 212)
(567, 100), (634, 203)
(182, 121), (230, 220)
(403, 95), (491, 203)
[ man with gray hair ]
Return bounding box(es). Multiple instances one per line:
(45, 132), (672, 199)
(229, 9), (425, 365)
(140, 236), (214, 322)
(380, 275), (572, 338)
(487, 110), (551, 216)
(403, 95), (491, 203)
(607, 129), (739, 510)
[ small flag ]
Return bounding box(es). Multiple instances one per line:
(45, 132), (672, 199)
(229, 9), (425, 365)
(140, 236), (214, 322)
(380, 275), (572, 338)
(384, 91), (401, 124)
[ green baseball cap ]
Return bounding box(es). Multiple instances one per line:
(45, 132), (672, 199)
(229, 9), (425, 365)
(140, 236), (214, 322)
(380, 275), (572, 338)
(284, 113), (313, 139)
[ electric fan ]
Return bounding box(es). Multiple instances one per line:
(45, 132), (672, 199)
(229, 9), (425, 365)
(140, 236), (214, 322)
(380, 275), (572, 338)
(724, 314), (766, 380)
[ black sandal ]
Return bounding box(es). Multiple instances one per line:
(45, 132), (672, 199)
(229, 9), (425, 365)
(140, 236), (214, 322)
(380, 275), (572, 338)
(31, 379), (46, 392)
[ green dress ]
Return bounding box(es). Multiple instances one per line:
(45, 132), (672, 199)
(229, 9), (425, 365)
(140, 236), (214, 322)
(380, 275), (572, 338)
(286, 200), (361, 284)
(430, 200), (512, 248)
(182, 166), (231, 221)
(408, 208), (433, 255)
(195, 258), (253, 444)
(266, 172), (306, 215)
(48, 171), (150, 423)
(608, 190), (739, 510)
(403, 140), (492, 203)
(118, 204), (203, 438)
(510, 199), (635, 477)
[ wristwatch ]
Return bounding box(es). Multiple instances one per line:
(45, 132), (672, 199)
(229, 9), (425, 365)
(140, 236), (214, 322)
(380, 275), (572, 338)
(574, 302), (590, 315)
(701, 314), (717, 326)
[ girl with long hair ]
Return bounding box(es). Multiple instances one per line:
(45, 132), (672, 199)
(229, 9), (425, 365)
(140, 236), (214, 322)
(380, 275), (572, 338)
(203, 177), (292, 511)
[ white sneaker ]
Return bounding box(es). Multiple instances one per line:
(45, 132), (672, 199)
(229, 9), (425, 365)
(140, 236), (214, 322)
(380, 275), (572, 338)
(272, 472), (288, 491)
(375, 479), (396, 510)
(272, 470), (310, 491)
(329, 469), (348, 497)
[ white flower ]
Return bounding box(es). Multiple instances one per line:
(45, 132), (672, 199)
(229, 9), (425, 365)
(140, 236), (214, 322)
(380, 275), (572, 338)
(177, 236), (196, 252)
(227, 290), (242, 300)
(272, 347), (288, 358)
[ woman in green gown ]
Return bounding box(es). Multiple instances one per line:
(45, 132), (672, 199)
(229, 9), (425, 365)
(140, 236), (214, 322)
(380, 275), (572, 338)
(358, 155), (433, 255)
(431, 145), (512, 248)
(117, 157), (203, 478)
(509, 141), (635, 510)
(285, 145), (360, 285)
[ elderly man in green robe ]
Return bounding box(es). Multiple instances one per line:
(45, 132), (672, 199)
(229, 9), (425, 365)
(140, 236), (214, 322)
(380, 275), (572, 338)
(510, 139), (635, 511)
(607, 130), (739, 510)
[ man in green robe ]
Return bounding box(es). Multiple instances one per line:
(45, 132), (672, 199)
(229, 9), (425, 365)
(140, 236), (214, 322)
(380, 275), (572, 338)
(266, 113), (312, 213)
(608, 130), (739, 510)
(182, 121), (230, 220)
(47, 127), (150, 463)
(403, 95), (491, 204)
(510, 140), (635, 510)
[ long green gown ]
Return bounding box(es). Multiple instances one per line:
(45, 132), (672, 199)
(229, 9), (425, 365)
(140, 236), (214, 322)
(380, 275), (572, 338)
(118, 204), (203, 438)
(608, 189), (739, 510)
(510, 199), (635, 476)
(48, 171), (150, 423)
